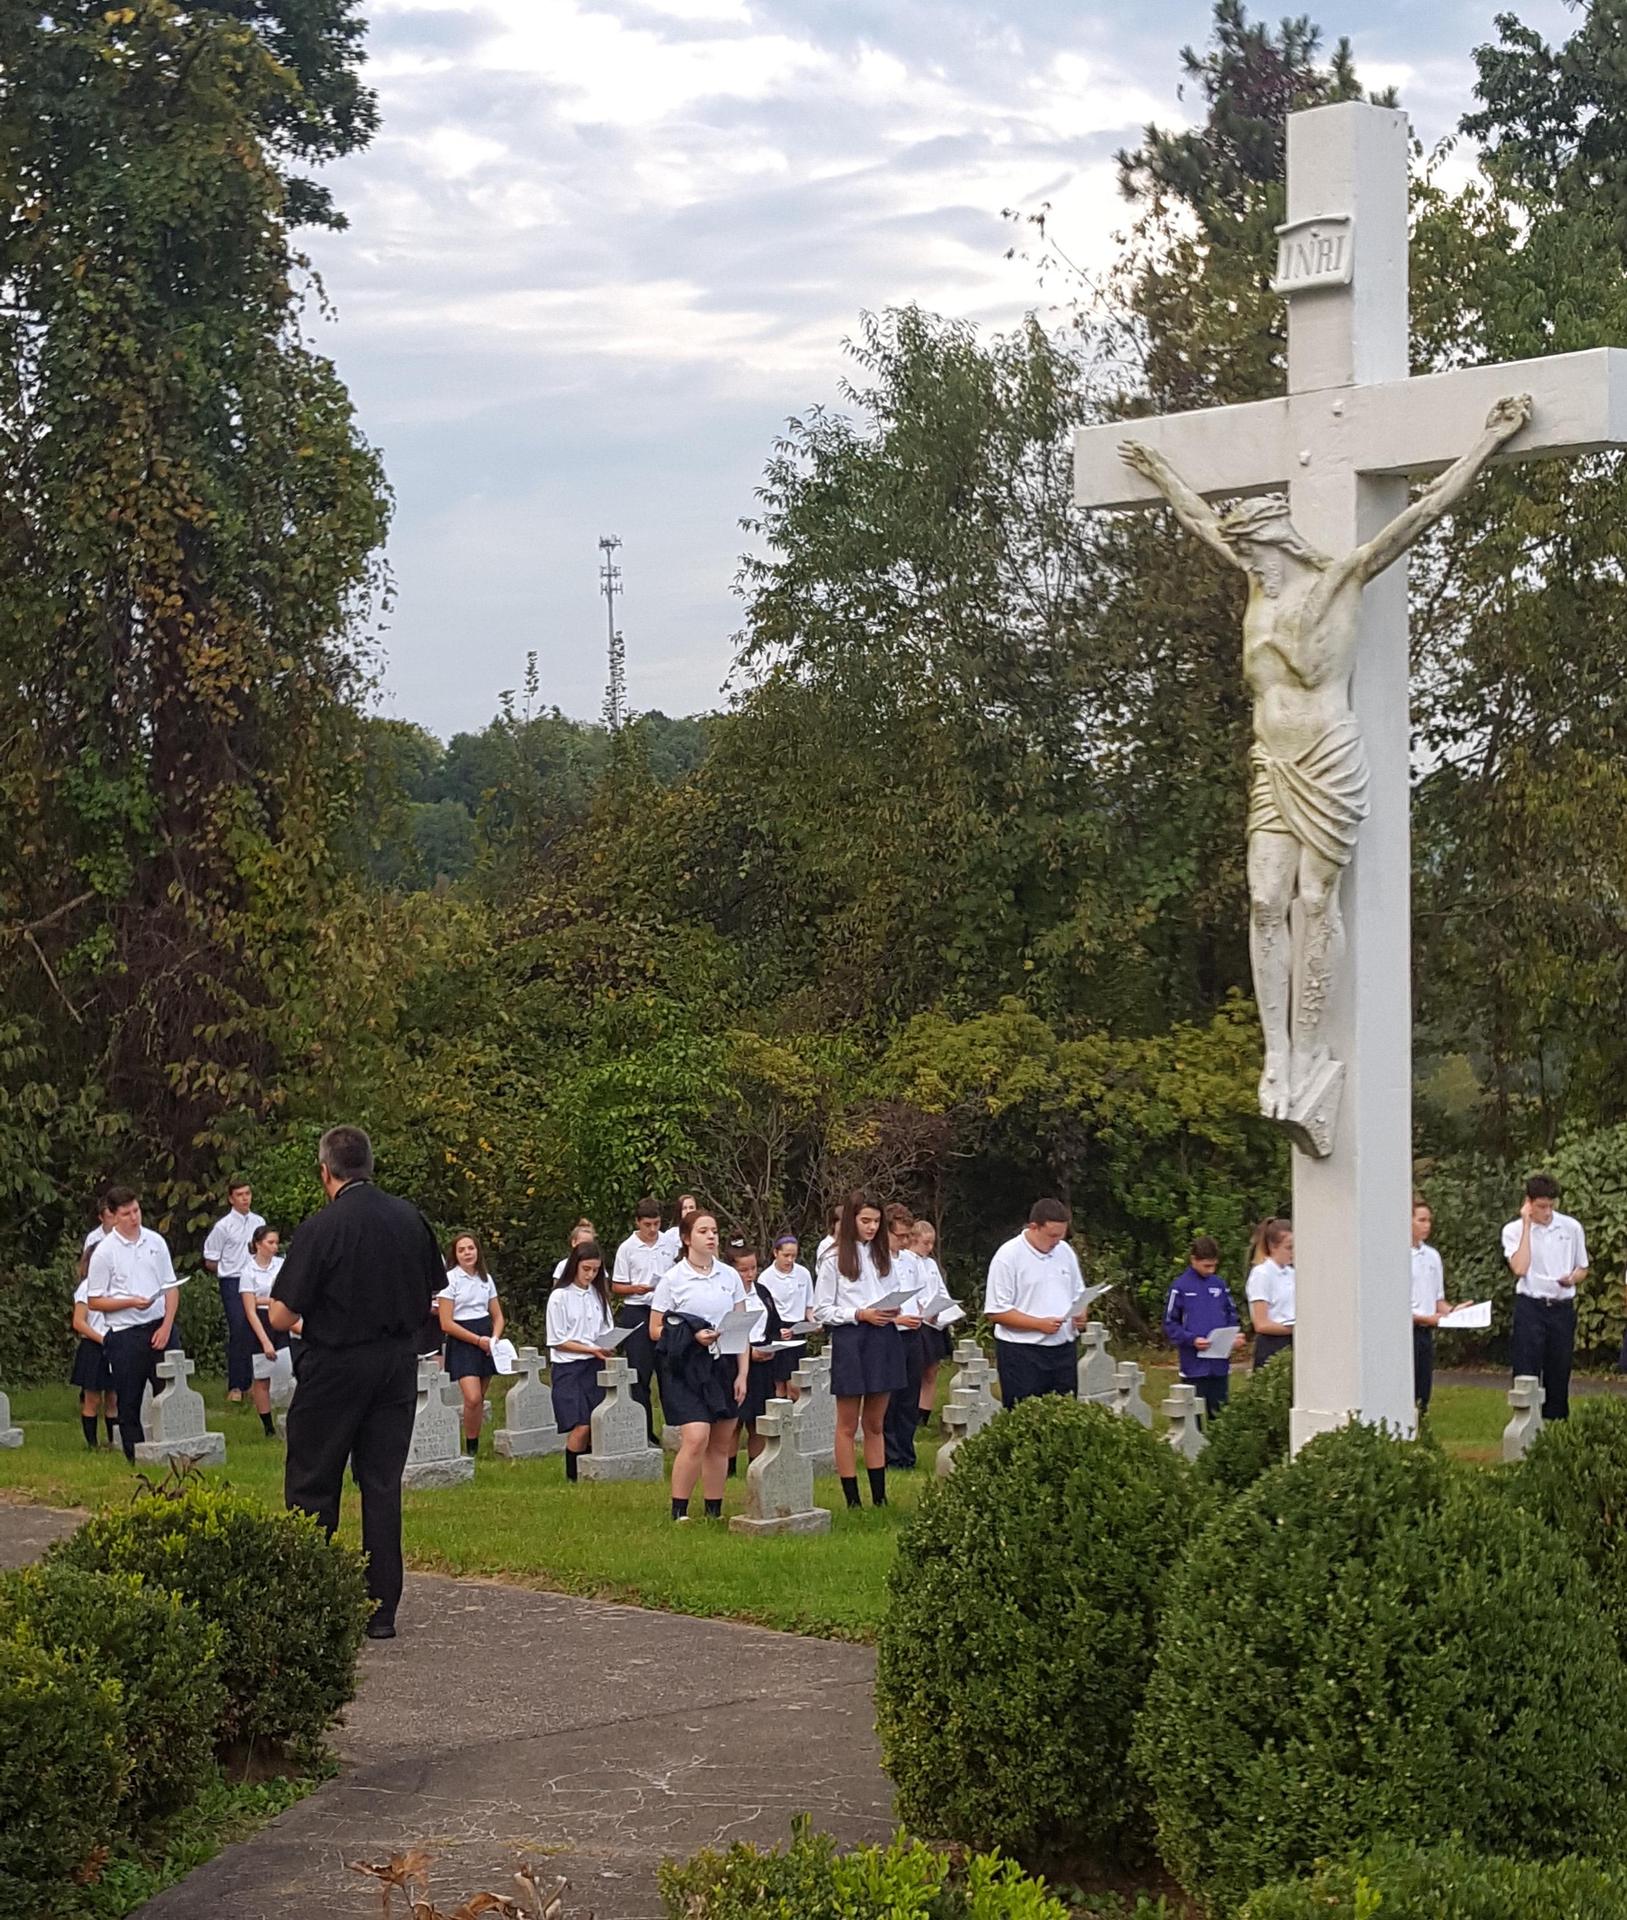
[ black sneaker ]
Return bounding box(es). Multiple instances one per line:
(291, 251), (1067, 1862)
(365, 1614), (397, 1641)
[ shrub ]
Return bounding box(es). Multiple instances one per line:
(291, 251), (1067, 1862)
(657, 1817), (1069, 1918)
(0, 1634), (125, 1913)
(0, 1262), (77, 1384)
(1240, 1841), (1627, 1918)
(1133, 1422), (1627, 1915)
(0, 1563), (224, 1833)
(1190, 1348), (1292, 1497)
(51, 1482), (370, 1752)
(1508, 1396), (1627, 1650)
(876, 1396), (1194, 1869)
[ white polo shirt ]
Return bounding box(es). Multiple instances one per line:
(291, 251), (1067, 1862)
(546, 1283), (613, 1365)
(1410, 1244), (1445, 1321)
(86, 1228), (178, 1330)
(984, 1231), (1085, 1347)
(760, 1259), (813, 1325)
(612, 1231), (668, 1304)
(203, 1207), (265, 1280)
(438, 1268), (498, 1322)
(238, 1253), (284, 1307)
(651, 1260), (746, 1345)
(1246, 1259), (1296, 1329)
(1502, 1211), (1589, 1302)
(813, 1238), (896, 1327)
(655, 1224), (683, 1265)
(73, 1277), (106, 1339)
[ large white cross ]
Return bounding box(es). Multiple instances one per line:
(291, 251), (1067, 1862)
(1074, 103), (1627, 1449)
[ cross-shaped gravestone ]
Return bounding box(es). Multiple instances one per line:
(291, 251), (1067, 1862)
(0, 1369), (21, 1449)
(579, 1356), (662, 1481)
(934, 1396), (970, 1479)
(1110, 1359), (1153, 1429)
(789, 1351), (836, 1474)
(135, 1348), (225, 1467)
(402, 1357), (473, 1489)
(1075, 102), (1627, 1454)
(1076, 1323), (1115, 1406)
(1161, 1382), (1208, 1462)
(493, 1345), (565, 1459)
(1502, 1374), (1544, 1464)
(729, 1399), (832, 1535)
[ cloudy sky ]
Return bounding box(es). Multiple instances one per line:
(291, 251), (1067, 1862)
(304, 0), (1575, 739)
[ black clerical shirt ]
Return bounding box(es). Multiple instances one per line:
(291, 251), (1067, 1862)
(271, 1179), (442, 1348)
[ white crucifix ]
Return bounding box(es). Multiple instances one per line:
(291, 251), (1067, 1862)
(1074, 102), (1627, 1450)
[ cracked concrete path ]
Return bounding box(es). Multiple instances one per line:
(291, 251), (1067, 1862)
(0, 1505), (890, 1920)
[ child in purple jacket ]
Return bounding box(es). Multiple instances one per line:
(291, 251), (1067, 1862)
(1162, 1236), (1241, 1423)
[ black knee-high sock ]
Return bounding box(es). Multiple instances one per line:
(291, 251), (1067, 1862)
(81, 1414), (99, 1450)
(465, 1434), (479, 1456)
(564, 1449), (579, 1482)
(704, 1496), (723, 1518)
(868, 1466), (888, 1507)
(726, 1452), (738, 1477)
(260, 1410), (275, 1435)
(671, 1496), (690, 1521)
(841, 1475), (862, 1509)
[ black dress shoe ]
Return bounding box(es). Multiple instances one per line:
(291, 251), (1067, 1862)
(365, 1615), (397, 1641)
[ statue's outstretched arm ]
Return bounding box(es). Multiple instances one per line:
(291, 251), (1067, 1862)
(1118, 441), (1247, 573)
(1348, 395), (1532, 586)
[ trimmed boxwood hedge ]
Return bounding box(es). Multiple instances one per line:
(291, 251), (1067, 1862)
(876, 1396), (1195, 1869)
(1133, 1421), (1627, 1915)
(51, 1481), (371, 1752)
(1190, 1348), (1292, 1497)
(1240, 1842), (1627, 1918)
(1507, 1395), (1627, 1652)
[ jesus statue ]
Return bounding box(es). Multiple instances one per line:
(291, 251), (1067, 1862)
(1119, 393), (1532, 1156)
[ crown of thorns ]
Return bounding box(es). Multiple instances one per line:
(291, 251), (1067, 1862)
(1217, 495), (1331, 567)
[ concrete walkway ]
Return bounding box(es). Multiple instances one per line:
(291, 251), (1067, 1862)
(0, 1504), (891, 1920)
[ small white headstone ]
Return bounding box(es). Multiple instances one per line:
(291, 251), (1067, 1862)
(402, 1358), (473, 1489)
(789, 1351), (836, 1474)
(493, 1346), (565, 1459)
(135, 1349), (224, 1468)
(1077, 1323), (1116, 1405)
(1110, 1359), (1153, 1429)
(1502, 1374), (1543, 1465)
(953, 1346), (1001, 1436)
(729, 1399), (831, 1535)
(579, 1357), (663, 1482)
(934, 1396), (970, 1479)
(0, 1370), (21, 1449)
(1161, 1382), (1207, 1462)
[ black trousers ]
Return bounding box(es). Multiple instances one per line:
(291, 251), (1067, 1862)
(1193, 1373), (1229, 1422)
(994, 1339), (1078, 1409)
(1510, 1294), (1576, 1423)
(616, 1304), (658, 1443)
(104, 1325), (162, 1460)
(1253, 1332), (1293, 1371)
(1413, 1325), (1435, 1413)
(884, 1328), (925, 1468)
(284, 1336), (418, 1619)
(218, 1274), (254, 1394)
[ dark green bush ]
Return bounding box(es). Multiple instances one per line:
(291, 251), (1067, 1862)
(51, 1483), (370, 1752)
(1508, 1396), (1627, 1649)
(0, 1563), (224, 1833)
(1133, 1422), (1627, 1915)
(0, 1262), (77, 1384)
(876, 1396), (1194, 1869)
(0, 1633), (125, 1913)
(1190, 1349), (1292, 1497)
(658, 1817), (1069, 1918)
(1240, 1841), (1627, 1918)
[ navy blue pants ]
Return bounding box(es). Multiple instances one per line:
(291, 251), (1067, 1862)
(994, 1340), (1078, 1408)
(104, 1325), (162, 1461)
(1413, 1325), (1435, 1413)
(884, 1329), (925, 1468)
(1192, 1373), (1229, 1422)
(1253, 1332), (1293, 1371)
(219, 1273), (254, 1394)
(1510, 1294), (1575, 1423)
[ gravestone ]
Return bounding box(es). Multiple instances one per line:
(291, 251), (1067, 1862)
(135, 1349), (225, 1467)
(790, 1351), (836, 1474)
(661, 1417), (682, 1455)
(494, 1345), (565, 1459)
(401, 1358), (474, 1489)
(729, 1400), (831, 1535)
(579, 1357), (662, 1482)
(1502, 1374), (1543, 1465)
(934, 1397), (970, 1479)
(1077, 1324), (1116, 1405)
(1162, 1382), (1208, 1462)
(0, 1370), (21, 1449)
(953, 1346), (1001, 1435)
(1110, 1360), (1153, 1429)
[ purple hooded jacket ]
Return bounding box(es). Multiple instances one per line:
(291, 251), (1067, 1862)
(1162, 1265), (1240, 1380)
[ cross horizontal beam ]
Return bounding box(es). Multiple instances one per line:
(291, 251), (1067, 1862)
(1074, 346), (1627, 510)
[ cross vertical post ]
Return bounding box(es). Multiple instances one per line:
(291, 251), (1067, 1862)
(1280, 103), (1415, 1448)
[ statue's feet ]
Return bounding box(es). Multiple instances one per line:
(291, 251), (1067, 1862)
(1258, 1055), (1290, 1121)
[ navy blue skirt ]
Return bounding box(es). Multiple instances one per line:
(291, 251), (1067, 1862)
(830, 1321), (907, 1398)
(739, 1356), (783, 1428)
(771, 1340), (805, 1385)
(71, 1337), (113, 1393)
(918, 1324), (952, 1366)
(551, 1356), (604, 1432)
(446, 1314), (496, 1380)
(658, 1356), (739, 1428)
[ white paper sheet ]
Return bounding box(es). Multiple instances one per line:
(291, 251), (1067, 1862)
(593, 1325), (634, 1352)
(1199, 1325), (1242, 1363)
(866, 1287), (917, 1316)
(1437, 1300), (1492, 1330)
(715, 1304), (757, 1355)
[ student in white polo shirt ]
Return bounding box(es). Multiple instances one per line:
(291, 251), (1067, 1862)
(1245, 1218), (1296, 1370)
(1409, 1197), (1458, 1415)
(655, 1193), (699, 1267)
(202, 1178), (265, 1404)
(611, 1197), (668, 1447)
(983, 1199), (1088, 1408)
(1504, 1173), (1589, 1422)
(85, 1185), (180, 1461)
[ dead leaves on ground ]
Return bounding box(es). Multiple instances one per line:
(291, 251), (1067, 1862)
(349, 1851), (577, 1920)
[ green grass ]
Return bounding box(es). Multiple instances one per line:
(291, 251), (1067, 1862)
(0, 1369), (1519, 1642)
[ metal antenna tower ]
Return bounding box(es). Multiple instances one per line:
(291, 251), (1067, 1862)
(598, 534), (627, 733)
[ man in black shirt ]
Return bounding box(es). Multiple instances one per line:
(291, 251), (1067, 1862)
(270, 1125), (442, 1639)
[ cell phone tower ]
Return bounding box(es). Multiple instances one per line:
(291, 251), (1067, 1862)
(598, 534), (627, 733)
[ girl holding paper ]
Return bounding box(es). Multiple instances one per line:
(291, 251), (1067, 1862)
(438, 1231), (506, 1458)
(761, 1232), (814, 1398)
(239, 1224), (288, 1437)
(911, 1219), (955, 1432)
(814, 1191), (905, 1510)
(547, 1241), (616, 1482)
(650, 1211), (749, 1521)
(1245, 1219), (1295, 1370)
(1162, 1236), (1240, 1422)
(728, 1243), (786, 1460)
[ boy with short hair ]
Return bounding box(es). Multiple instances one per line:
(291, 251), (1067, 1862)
(1162, 1236), (1240, 1423)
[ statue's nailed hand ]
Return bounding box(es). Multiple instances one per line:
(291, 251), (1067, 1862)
(1119, 439), (1162, 479)
(1486, 394), (1533, 437)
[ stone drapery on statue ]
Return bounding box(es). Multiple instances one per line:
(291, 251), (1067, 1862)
(1119, 392), (1533, 1158)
